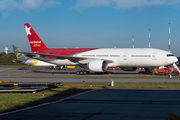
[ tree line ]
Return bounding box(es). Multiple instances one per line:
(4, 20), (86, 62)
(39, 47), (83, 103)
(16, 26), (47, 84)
(0, 52), (21, 65)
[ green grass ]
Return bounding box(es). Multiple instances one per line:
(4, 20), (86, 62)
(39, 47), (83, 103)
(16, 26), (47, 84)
(67, 82), (180, 89)
(0, 86), (88, 113)
(1, 82), (180, 113)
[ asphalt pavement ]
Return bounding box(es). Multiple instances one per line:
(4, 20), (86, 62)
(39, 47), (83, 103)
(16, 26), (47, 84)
(1, 67), (180, 120)
(0, 88), (180, 120)
(0, 67), (155, 77)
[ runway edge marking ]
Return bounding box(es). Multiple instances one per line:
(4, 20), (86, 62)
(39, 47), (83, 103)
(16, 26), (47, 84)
(0, 88), (101, 116)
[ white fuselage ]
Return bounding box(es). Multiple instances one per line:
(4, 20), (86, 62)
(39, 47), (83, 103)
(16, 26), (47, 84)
(25, 58), (56, 67)
(43, 48), (178, 67)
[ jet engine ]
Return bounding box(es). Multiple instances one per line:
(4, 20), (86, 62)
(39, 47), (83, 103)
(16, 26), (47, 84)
(121, 67), (137, 71)
(88, 59), (108, 72)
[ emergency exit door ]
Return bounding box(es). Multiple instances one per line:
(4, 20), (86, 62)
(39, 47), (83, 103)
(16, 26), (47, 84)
(152, 52), (157, 60)
(123, 52), (128, 60)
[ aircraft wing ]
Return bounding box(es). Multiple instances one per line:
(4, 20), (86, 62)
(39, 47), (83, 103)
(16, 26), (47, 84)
(18, 52), (113, 64)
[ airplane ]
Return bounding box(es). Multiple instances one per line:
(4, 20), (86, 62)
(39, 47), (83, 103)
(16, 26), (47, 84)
(21, 23), (178, 75)
(12, 45), (56, 67)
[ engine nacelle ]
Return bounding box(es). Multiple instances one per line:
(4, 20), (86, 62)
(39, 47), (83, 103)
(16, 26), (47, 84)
(121, 67), (137, 71)
(88, 59), (108, 72)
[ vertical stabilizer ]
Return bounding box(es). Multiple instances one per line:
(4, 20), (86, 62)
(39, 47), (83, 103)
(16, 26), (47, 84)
(24, 23), (48, 52)
(12, 45), (29, 63)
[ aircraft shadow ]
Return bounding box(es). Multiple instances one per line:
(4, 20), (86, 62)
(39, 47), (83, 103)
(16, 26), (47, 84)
(32, 70), (140, 75)
(32, 70), (77, 75)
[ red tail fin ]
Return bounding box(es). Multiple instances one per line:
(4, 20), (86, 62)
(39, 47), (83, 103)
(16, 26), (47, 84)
(24, 23), (48, 52)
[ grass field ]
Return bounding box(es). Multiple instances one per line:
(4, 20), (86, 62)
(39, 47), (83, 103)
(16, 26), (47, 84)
(1, 82), (180, 113)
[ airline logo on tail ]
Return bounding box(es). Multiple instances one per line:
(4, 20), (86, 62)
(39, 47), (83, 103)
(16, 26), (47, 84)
(29, 41), (41, 47)
(25, 25), (41, 47)
(24, 23), (48, 51)
(25, 26), (31, 35)
(15, 48), (24, 58)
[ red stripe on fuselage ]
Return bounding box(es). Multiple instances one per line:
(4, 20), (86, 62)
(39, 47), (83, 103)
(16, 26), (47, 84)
(32, 48), (98, 58)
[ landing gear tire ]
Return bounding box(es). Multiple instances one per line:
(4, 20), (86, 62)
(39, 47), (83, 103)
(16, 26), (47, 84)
(76, 71), (80, 75)
(77, 70), (89, 75)
(80, 71), (84, 75)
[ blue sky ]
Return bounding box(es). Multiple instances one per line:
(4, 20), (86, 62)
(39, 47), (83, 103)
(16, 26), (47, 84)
(1, 0), (180, 56)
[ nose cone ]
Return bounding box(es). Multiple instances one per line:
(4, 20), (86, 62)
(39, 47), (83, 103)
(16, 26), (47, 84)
(166, 56), (178, 65)
(174, 57), (178, 63)
(171, 57), (178, 64)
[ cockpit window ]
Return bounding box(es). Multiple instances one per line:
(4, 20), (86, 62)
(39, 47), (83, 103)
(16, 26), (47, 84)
(167, 54), (174, 57)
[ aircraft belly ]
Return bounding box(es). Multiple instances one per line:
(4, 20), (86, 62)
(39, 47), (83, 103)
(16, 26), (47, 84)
(132, 59), (147, 66)
(35, 60), (55, 66)
(24, 59), (34, 66)
(121, 58), (153, 67)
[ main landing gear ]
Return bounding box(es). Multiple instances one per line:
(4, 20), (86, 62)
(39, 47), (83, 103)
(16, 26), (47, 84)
(76, 71), (108, 75)
(76, 70), (90, 75)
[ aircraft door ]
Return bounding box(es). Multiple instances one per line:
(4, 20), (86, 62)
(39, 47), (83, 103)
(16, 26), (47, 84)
(152, 52), (157, 60)
(123, 52), (128, 60)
